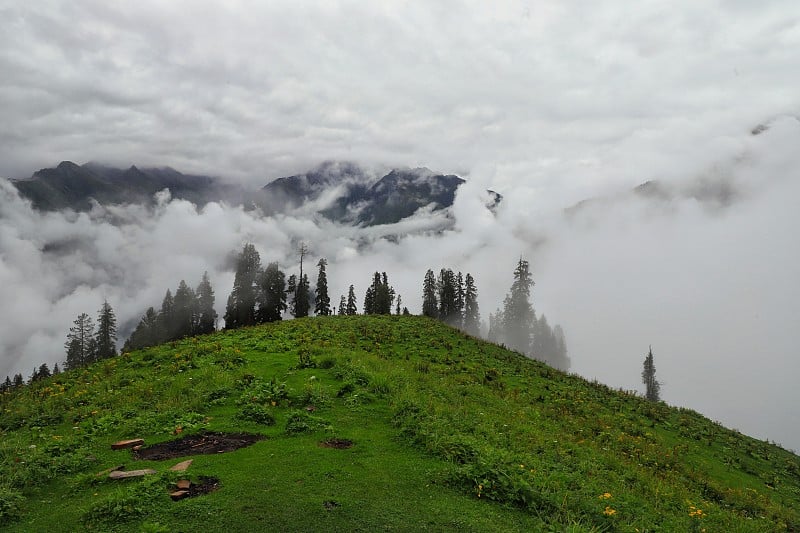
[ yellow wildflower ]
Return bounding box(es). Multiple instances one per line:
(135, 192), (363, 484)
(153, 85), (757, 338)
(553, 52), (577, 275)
(599, 492), (612, 500)
(603, 506), (616, 516)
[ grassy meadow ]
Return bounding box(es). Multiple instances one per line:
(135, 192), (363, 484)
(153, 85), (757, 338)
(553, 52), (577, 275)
(1, 316), (798, 531)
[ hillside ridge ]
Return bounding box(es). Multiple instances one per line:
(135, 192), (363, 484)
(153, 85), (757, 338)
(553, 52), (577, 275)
(1, 316), (798, 531)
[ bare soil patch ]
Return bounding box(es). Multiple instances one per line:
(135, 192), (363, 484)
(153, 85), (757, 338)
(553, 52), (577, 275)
(319, 438), (353, 449)
(133, 431), (263, 461)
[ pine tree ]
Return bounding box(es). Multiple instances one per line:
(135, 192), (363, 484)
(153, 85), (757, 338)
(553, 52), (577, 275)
(642, 346), (661, 402)
(52, 363), (60, 375)
(373, 272), (394, 315)
(395, 295), (402, 315)
(1, 375), (11, 393)
(346, 285), (358, 315)
(195, 271), (217, 334)
(36, 363), (51, 381)
(13, 374), (24, 388)
(314, 258), (331, 316)
(95, 300), (117, 360)
(173, 280), (196, 339)
(65, 312), (95, 370)
(224, 243), (261, 329)
(338, 295), (346, 316)
(124, 307), (159, 352)
(294, 274), (311, 318)
(437, 269), (458, 325)
(463, 273), (480, 336)
(256, 262), (287, 323)
(422, 269), (438, 318)
(363, 276), (376, 315)
(502, 259), (535, 353)
(455, 272), (465, 327)
(158, 289), (175, 342)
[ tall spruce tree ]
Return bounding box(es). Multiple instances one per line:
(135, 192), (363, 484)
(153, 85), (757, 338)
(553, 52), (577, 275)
(173, 280), (196, 339)
(95, 300), (117, 360)
(422, 269), (438, 318)
(642, 346), (661, 402)
(314, 258), (331, 316)
(294, 274), (311, 318)
(124, 307), (159, 352)
(463, 273), (480, 336)
(256, 262), (287, 323)
(65, 312), (95, 370)
(158, 289), (176, 342)
(437, 268), (458, 325)
(195, 272), (217, 334)
(502, 259), (535, 353)
(346, 285), (358, 315)
(224, 243), (261, 329)
(338, 295), (346, 316)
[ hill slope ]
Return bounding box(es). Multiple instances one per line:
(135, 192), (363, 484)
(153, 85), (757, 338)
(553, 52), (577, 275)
(1, 316), (798, 531)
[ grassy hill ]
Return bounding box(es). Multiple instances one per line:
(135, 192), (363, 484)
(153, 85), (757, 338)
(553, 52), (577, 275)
(1, 316), (798, 531)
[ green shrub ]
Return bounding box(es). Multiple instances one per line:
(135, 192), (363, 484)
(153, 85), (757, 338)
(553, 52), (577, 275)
(237, 404), (276, 425)
(0, 486), (24, 524)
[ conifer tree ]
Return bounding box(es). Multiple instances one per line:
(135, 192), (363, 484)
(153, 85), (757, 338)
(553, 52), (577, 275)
(463, 273), (480, 336)
(173, 280), (196, 339)
(395, 295), (402, 315)
(65, 312), (95, 370)
(437, 268), (458, 325)
(195, 271), (217, 334)
(363, 276), (376, 315)
(314, 258), (331, 316)
(455, 272), (465, 327)
(338, 295), (346, 316)
(502, 259), (535, 353)
(346, 285), (358, 315)
(294, 274), (311, 318)
(642, 346), (661, 402)
(158, 289), (176, 342)
(224, 243), (261, 329)
(36, 363), (51, 381)
(256, 262), (287, 323)
(52, 363), (60, 375)
(13, 374), (24, 388)
(422, 269), (438, 318)
(94, 301), (117, 360)
(124, 307), (159, 352)
(1, 375), (11, 392)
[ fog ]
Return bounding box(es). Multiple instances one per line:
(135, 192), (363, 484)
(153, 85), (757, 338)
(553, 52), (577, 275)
(1, 1), (799, 450)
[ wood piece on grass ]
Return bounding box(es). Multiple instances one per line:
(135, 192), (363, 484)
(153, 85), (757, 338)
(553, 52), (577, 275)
(169, 459), (193, 472)
(170, 490), (190, 501)
(96, 464), (125, 477)
(111, 438), (144, 450)
(176, 479), (192, 490)
(108, 468), (157, 479)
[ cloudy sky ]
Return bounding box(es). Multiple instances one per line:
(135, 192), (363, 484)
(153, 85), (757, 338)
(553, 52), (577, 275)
(1, 1), (799, 449)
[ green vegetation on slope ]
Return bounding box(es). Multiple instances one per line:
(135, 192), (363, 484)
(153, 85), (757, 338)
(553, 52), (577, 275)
(1, 316), (798, 531)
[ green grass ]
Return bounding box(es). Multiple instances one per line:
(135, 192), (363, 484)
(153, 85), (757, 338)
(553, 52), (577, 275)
(1, 316), (798, 531)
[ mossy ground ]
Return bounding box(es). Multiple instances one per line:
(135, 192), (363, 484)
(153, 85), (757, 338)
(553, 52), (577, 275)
(1, 316), (798, 531)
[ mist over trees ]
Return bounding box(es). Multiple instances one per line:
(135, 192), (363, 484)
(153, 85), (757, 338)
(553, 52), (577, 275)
(484, 259), (570, 371)
(123, 273), (218, 352)
(5, 242), (575, 392)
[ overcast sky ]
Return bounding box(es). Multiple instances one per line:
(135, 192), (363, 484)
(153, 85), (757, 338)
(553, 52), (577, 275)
(1, 1), (799, 450)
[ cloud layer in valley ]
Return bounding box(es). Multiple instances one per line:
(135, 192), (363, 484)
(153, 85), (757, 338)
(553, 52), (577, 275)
(1, 1), (799, 450)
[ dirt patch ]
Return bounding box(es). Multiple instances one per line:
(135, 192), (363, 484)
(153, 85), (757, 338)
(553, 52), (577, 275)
(319, 438), (353, 449)
(323, 500), (339, 510)
(133, 431), (263, 461)
(186, 476), (220, 497)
